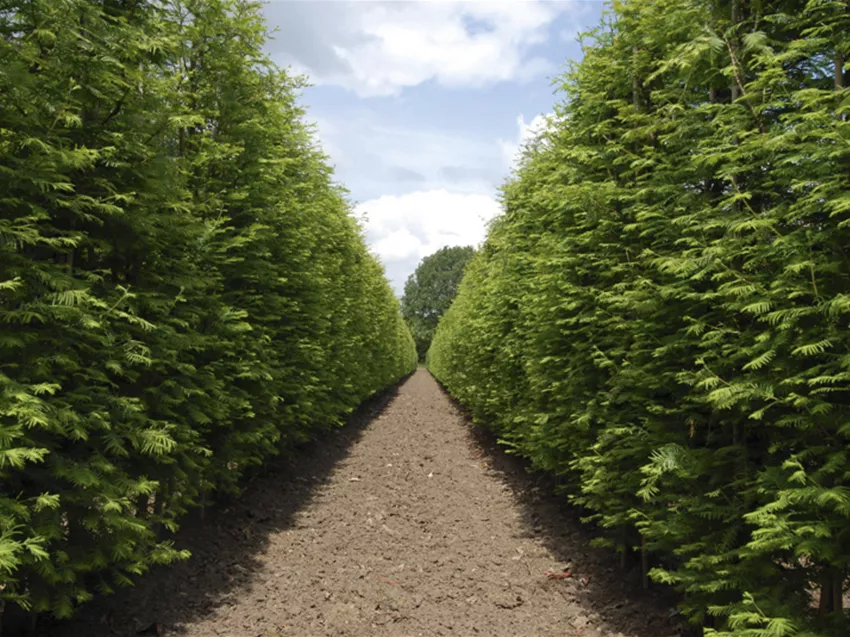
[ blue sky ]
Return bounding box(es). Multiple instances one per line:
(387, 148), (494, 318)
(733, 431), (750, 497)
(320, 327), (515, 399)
(262, 0), (605, 294)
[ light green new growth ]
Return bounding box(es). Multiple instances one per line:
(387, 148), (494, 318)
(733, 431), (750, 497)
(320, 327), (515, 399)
(429, 1), (850, 635)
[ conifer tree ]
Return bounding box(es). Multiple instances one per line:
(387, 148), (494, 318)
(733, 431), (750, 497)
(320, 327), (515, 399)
(430, 1), (850, 634)
(0, 0), (415, 624)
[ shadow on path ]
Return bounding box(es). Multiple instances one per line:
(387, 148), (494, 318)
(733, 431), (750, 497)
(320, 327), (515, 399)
(435, 379), (695, 637)
(41, 378), (409, 637)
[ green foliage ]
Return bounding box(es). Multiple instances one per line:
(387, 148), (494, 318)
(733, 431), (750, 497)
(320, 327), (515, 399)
(402, 245), (475, 360)
(429, 1), (850, 635)
(0, 0), (415, 622)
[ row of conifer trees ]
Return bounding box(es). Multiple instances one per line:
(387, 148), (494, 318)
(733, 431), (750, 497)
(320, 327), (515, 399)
(429, 1), (850, 635)
(0, 0), (416, 622)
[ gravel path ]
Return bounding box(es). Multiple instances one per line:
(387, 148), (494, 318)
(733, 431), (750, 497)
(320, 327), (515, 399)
(50, 370), (682, 637)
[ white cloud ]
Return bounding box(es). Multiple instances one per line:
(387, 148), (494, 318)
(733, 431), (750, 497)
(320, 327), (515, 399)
(310, 112), (562, 294)
(308, 115), (345, 168)
(498, 112), (554, 170)
(372, 229), (422, 262)
(308, 114), (505, 201)
(265, 1), (576, 97)
(356, 189), (502, 293)
(315, 112), (562, 294)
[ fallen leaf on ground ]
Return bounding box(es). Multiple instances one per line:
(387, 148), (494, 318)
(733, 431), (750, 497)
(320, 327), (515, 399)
(544, 570), (572, 580)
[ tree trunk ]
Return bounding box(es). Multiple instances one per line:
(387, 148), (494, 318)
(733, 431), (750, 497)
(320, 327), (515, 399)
(199, 488), (208, 522)
(833, 569), (844, 614)
(731, 1), (742, 101)
(152, 486), (167, 539)
(620, 526), (629, 570)
(819, 572), (833, 615)
(136, 493), (149, 518)
(632, 46), (642, 111)
(819, 568), (844, 615)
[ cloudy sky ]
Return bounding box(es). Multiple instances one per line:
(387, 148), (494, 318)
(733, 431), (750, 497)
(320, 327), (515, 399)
(262, 0), (604, 294)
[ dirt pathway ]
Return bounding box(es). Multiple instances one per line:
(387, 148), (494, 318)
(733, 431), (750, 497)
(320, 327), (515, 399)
(51, 370), (682, 637)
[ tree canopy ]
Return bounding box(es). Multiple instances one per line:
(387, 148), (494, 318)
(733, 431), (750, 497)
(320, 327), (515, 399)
(401, 245), (475, 360)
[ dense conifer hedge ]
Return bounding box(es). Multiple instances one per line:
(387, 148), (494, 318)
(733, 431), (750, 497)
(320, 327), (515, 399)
(429, 1), (850, 635)
(0, 0), (416, 621)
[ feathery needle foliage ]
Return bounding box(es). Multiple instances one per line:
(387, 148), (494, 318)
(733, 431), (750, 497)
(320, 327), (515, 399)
(429, 1), (850, 635)
(0, 0), (415, 623)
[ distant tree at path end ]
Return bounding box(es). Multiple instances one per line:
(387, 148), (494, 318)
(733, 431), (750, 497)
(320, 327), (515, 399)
(401, 246), (475, 361)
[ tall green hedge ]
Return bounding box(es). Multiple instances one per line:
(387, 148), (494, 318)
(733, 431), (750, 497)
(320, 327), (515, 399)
(429, 1), (850, 635)
(0, 0), (415, 622)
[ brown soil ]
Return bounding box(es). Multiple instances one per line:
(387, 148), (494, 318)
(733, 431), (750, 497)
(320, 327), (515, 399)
(47, 370), (686, 637)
